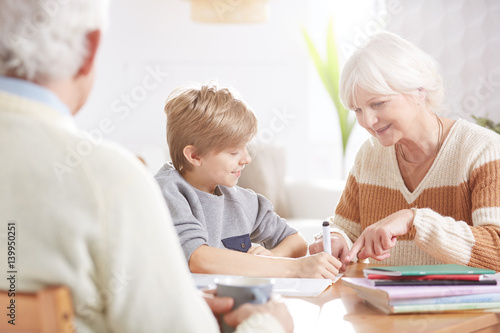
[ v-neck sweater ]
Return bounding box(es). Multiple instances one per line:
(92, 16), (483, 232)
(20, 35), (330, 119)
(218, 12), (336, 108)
(328, 118), (500, 270)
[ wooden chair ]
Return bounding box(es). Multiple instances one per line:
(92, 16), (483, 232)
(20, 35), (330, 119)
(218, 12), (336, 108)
(0, 286), (75, 333)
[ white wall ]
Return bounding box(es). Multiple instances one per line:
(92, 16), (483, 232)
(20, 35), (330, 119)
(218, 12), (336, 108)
(77, 0), (312, 176)
(385, 0), (500, 122)
(76, 0), (500, 180)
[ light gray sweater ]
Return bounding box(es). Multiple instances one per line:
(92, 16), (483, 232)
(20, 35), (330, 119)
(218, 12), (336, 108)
(155, 163), (297, 261)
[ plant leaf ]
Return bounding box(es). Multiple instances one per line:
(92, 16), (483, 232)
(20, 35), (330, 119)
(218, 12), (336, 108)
(326, 18), (354, 155)
(303, 21), (356, 156)
(472, 115), (500, 135)
(326, 18), (340, 101)
(302, 28), (328, 90)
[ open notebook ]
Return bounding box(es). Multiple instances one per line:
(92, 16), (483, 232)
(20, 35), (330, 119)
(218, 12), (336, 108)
(192, 273), (343, 297)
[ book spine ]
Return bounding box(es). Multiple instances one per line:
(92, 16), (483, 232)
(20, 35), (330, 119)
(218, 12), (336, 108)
(392, 293), (500, 306)
(366, 274), (485, 281)
(341, 277), (500, 300)
(374, 280), (497, 286)
(392, 302), (500, 313)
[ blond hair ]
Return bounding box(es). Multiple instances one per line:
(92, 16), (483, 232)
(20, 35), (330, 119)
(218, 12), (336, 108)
(165, 84), (258, 172)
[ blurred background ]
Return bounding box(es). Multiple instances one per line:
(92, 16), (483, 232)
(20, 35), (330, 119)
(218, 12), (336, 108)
(75, 0), (500, 237)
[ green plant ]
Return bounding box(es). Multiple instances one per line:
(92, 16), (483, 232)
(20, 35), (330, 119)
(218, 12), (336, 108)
(471, 115), (500, 135)
(302, 19), (355, 159)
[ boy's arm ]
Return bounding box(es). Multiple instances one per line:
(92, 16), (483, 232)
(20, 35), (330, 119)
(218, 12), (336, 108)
(268, 233), (307, 258)
(189, 244), (340, 279)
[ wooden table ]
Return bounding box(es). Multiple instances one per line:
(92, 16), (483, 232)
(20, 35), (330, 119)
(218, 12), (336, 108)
(283, 263), (500, 333)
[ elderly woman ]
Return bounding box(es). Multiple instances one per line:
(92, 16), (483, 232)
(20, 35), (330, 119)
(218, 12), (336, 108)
(310, 32), (500, 272)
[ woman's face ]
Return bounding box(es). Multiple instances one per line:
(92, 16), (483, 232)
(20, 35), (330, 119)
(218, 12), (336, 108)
(352, 88), (418, 147)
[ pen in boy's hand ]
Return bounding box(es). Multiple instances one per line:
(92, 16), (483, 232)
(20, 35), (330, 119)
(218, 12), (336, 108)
(322, 221), (331, 255)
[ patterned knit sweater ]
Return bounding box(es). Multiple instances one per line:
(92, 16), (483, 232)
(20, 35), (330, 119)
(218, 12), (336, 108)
(329, 118), (500, 271)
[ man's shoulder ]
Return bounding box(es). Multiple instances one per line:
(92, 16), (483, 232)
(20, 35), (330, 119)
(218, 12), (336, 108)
(60, 137), (155, 189)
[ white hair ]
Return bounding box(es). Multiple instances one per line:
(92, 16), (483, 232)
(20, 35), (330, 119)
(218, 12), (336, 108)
(340, 31), (445, 113)
(0, 0), (108, 83)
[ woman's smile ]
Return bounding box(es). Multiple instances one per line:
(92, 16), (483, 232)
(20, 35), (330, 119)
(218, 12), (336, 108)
(375, 123), (391, 135)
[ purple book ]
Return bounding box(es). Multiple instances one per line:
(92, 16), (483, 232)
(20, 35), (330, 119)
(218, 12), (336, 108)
(342, 274), (500, 300)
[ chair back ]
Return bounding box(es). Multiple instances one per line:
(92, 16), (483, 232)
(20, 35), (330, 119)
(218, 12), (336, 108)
(0, 286), (75, 333)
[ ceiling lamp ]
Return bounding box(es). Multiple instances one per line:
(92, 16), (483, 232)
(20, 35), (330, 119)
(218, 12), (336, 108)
(191, 0), (269, 23)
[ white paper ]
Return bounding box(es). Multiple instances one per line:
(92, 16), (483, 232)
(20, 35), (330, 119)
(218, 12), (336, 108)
(192, 273), (343, 297)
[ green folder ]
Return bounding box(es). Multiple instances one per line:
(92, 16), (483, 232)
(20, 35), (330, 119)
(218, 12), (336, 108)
(363, 264), (496, 277)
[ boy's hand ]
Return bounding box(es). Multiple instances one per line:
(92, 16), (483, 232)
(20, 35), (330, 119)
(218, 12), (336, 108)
(292, 253), (341, 279)
(248, 245), (272, 256)
(309, 233), (350, 271)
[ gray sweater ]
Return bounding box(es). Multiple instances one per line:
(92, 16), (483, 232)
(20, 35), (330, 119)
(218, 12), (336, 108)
(155, 163), (297, 261)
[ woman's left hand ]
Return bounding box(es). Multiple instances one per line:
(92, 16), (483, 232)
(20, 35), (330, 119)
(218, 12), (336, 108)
(344, 209), (415, 264)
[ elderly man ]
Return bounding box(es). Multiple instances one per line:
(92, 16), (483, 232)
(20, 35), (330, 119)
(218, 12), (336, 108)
(0, 1), (291, 332)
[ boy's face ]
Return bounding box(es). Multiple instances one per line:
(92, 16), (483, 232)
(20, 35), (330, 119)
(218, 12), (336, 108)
(196, 144), (251, 193)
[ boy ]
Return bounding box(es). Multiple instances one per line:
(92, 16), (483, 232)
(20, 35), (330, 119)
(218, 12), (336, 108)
(155, 84), (341, 278)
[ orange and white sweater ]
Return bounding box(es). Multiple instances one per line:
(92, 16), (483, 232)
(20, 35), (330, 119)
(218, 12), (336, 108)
(328, 118), (500, 271)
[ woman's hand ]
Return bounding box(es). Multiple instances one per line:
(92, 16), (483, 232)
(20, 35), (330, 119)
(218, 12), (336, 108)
(345, 209), (415, 263)
(248, 245), (272, 256)
(309, 233), (350, 271)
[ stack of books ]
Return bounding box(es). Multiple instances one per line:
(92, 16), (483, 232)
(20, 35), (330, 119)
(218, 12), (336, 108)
(342, 264), (500, 314)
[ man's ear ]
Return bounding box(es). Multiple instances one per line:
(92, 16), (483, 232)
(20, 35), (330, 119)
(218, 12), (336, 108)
(183, 145), (202, 167)
(77, 29), (101, 77)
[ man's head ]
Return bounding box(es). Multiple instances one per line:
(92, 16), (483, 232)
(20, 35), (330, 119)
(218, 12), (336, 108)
(0, 0), (108, 113)
(165, 83), (258, 173)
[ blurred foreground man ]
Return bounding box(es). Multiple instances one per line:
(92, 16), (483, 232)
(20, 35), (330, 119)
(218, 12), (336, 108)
(0, 1), (291, 332)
